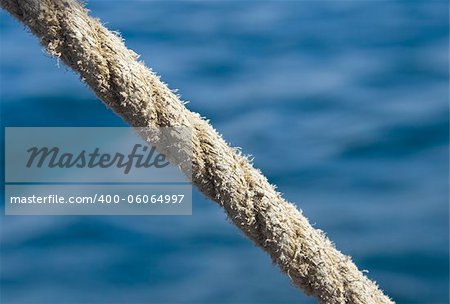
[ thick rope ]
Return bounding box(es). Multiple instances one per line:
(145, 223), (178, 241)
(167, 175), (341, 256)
(1, 1), (393, 303)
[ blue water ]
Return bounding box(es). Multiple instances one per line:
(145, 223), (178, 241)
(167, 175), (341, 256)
(1, 1), (448, 303)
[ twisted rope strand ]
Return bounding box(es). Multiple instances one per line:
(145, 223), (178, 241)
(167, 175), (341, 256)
(0, 1), (393, 303)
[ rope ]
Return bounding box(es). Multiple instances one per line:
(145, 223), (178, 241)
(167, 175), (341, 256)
(1, 1), (393, 303)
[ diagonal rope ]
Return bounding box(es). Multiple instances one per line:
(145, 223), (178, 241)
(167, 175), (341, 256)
(0, 1), (393, 303)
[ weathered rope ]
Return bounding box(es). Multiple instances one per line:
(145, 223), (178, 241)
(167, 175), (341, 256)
(1, 1), (393, 303)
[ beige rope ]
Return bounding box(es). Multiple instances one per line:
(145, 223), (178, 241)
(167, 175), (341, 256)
(1, 1), (393, 303)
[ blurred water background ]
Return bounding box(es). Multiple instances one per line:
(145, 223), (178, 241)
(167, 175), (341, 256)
(0, 1), (448, 303)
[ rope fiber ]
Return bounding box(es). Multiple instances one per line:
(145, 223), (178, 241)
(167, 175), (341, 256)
(1, 1), (393, 303)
